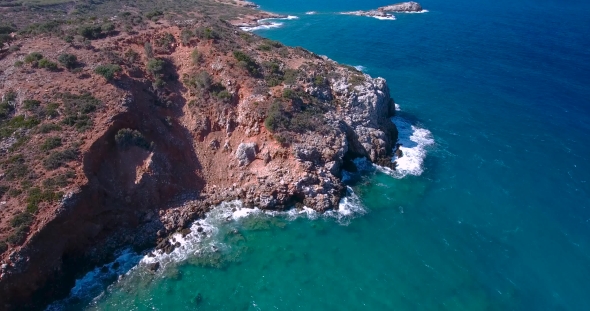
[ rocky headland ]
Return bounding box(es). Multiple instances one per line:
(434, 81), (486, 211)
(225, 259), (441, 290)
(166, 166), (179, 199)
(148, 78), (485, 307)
(0, 3), (398, 310)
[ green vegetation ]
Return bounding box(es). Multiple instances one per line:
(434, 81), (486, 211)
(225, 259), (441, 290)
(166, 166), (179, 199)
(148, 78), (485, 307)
(43, 148), (78, 170)
(191, 49), (202, 65)
(60, 92), (101, 131)
(38, 58), (58, 71)
(23, 99), (41, 111)
(42, 170), (75, 190)
(233, 50), (260, 76)
(0, 241), (6, 254)
(1, 155), (28, 181)
(145, 10), (164, 21)
(196, 27), (220, 40)
(115, 128), (151, 150)
(41, 137), (62, 151)
(44, 102), (60, 118)
(1, 90), (17, 119)
(0, 115), (40, 139)
(7, 226), (28, 245)
(94, 64), (121, 81)
(0, 25), (16, 50)
(10, 212), (33, 228)
(180, 29), (194, 46)
(78, 23), (115, 40)
(144, 42), (154, 58)
(147, 58), (165, 76)
(58, 53), (77, 69)
(24, 52), (43, 65)
(38, 123), (62, 133)
(26, 187), (62, 213)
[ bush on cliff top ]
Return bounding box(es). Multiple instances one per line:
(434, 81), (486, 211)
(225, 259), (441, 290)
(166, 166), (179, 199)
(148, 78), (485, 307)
(115, 128), (151, 150)
(94, 64), (121, 81)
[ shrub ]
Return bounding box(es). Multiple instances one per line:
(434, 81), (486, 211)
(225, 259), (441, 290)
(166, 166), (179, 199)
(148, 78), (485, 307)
(144, 42), (154, 58)
(24, 52), (43, 64)
(264, 102), (290, 133)
(125, 49), (139, 63)
(283, 69), (298, 85)
(0, 241), (6, 253)
(58, 53), (77, 69)
(42, 171), (75, 190)
(313, 75), (325, 87)
(0, 115), (39, 138)
(155, 32), (175, 47)
(191, 49), (202, 65)
(45, 102), (60, 118)
(10, 212), (33, 228)
(14, 60), (23, 67)
(7, 226), (28, 245)
(43, 148), (78, 170)
(282, 89), (296, 99)
(115, 128), (151, 149)
(94, 64), (121, 81)
(23, 99), (41, 111)
(183, 70), (212, 93)
(233, 51), (259, 76)
(38, 123), (62, 133)
(38, 58), (59, 71)
(41, 137), (62, 151)
(101, 23), (115, 33)
(0, 185), (8, 198)
(26, 187), (62, 213)
(215, 90), (232, 102)
(195, 27), (219, 40)
(146, 58), (165, 76)
(60, 92), (100, 131)
(146, 10), (164, 21)
(2, 155), (28, 181)
(181, 29), (194, 46)
(78, 25), (100, 39)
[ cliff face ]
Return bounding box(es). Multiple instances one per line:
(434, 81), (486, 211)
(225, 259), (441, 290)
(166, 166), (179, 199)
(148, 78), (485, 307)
(0, 17), (397, 309)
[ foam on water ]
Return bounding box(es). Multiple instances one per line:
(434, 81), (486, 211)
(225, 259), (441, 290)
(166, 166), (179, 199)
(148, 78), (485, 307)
(46, 249), (143, 310)
(373, 15), (396, 20)
(240, 15), (298, 32)
(305, 11), (317, 15)
(354, 65), (366, 71)
(383, 113), (434, 178)
(240, 22), (283, 32)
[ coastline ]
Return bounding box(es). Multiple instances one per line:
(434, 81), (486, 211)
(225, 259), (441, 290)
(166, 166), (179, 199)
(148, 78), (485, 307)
(0, 5), (401, 309)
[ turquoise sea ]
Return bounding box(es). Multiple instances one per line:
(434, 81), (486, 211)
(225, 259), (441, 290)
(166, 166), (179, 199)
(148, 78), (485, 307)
(50, 0), (590, 310)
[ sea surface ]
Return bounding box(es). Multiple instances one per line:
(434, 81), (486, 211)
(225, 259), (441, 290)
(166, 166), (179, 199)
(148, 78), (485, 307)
(50, 0), (590, 310)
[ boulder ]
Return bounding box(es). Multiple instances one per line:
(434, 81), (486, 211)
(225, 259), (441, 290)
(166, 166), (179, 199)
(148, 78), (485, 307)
(235, 143), (258, 166)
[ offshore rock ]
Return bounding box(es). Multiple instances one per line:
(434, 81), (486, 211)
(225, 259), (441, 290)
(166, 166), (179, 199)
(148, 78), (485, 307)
(380, 2), (423, 12)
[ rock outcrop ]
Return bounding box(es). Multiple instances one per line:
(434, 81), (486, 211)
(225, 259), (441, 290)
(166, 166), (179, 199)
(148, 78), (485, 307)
(380, 2), (423, 12)
(342, 2), (424, 18)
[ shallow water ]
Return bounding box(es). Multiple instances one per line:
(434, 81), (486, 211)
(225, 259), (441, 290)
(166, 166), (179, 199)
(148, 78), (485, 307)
(51, 0), (590, 310)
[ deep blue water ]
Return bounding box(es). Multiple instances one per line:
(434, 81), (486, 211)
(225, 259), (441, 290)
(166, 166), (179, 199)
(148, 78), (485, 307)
(52, 0), (590, 310)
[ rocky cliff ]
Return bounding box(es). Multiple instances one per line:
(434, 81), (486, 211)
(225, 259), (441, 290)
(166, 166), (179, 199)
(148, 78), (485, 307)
(0, 15), (398, 310)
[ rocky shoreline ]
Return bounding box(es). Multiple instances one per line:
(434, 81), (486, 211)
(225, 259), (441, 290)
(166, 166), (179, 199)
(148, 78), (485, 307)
(0, 8), (399, 311)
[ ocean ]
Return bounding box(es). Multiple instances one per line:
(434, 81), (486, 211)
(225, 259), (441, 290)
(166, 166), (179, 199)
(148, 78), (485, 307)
(49, 0), (590, 310)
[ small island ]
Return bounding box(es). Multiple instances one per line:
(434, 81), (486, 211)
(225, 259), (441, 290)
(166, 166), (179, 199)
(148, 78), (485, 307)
(342, 1), (424, 19)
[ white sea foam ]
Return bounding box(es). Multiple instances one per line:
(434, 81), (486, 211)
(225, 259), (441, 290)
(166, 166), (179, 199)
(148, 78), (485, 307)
(372, 15), (396, 20)
(305, 11), (317, 15)
(354, 65), (366, 71)
(399, 10), (429, 14)
(46, 249), (143, 310)
(378, 113), (434, 178)
(240, 22), (283, 32)
(240, 15), (298, 32)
